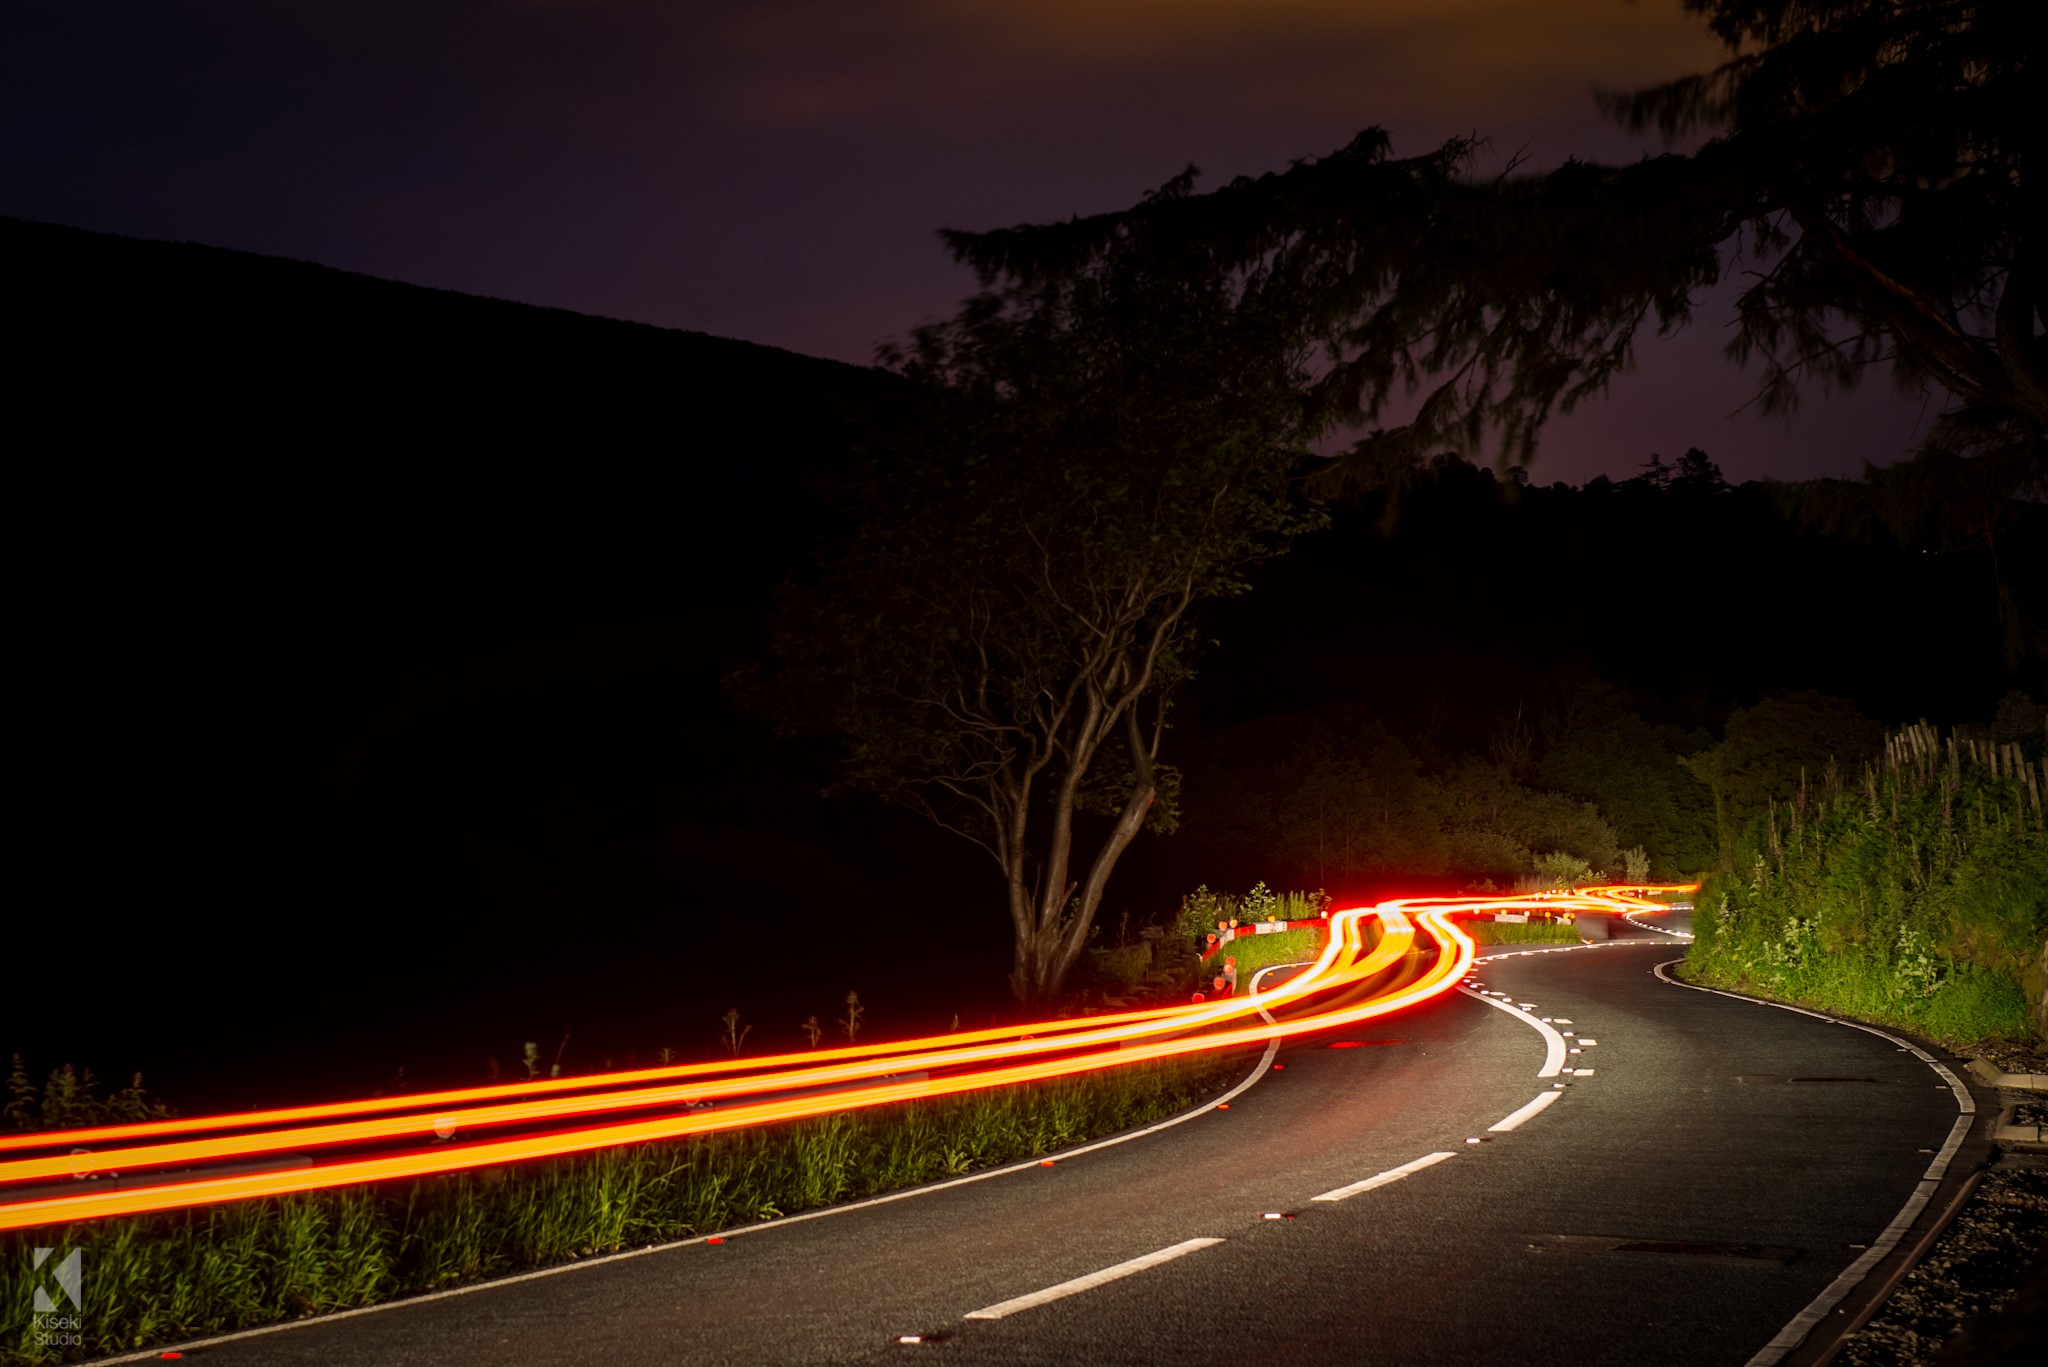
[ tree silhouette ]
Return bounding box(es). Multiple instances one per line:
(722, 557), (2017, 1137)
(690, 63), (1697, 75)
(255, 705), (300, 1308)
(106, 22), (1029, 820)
(942, 1), (2041, 648)
(769, 186), (1322, 1003)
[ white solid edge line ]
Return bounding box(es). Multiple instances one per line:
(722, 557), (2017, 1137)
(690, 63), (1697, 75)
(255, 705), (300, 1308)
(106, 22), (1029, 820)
(1489, 1090), (1564, 1132)
(1459, 986), (1568, 1077)
(962, 1237), (1224, 1320)
(1648, 959), (1976, 1367)
(82, 972), (1304, 1367)
(1312, 1150), (1458, 1202)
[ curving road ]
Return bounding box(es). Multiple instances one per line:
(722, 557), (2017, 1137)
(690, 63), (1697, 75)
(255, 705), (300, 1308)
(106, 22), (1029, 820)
(89, 914), (1991, 1367)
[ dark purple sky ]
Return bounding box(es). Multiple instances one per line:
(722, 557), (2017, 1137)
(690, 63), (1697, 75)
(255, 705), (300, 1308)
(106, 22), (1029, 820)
(4, 1), (1934, 483)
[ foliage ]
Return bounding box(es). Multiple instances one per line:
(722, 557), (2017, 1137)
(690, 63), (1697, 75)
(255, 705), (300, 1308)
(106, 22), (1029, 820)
(1181, 712), (1636, 887)
(1608, 1), (2042, 438)
(1214, 926), (1330, 985)
(1620, 847), (1652, 883)
(3, 1057), (173, 1134)
(717, 1010), (751, 1058)
(951, 2), (2042, 478)
(1530, 851), (1595, 891)
(1082, 943), (1153, 992)
(952, 129), (1716, 480)
(946, 2), (2046, 651)
(766, 173), (1324, 1004)
(1683, 691), (1882, 860)
(0, 1056), (1238, 1365)
(1174, 884), (1232, 940)
(1466, 919), (1580, 946)
(1173, 884), (1328, 941)
(1536, 680), (1716, 875)
(837, 991), (865, 1045)
(1686, 721), (2047, 1045)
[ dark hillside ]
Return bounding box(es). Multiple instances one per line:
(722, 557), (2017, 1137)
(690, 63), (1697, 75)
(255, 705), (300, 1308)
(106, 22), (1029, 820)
(6, 217), (1003, 1112)
(6, 215), (872, 447)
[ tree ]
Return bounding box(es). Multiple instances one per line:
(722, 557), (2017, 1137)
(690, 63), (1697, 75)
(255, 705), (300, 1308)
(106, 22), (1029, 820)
(943, 1), (2043, 648)
(1175, 711), (1626, 889)
(1536, 680), (1717, 875)
(1683, 691), (1882, 859)
(769, 186), (1322, 1003)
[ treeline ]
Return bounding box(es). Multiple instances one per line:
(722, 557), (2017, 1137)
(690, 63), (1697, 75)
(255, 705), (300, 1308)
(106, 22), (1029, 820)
(1177, 692), (1678, 888)
(1115, 448), (2039, 903)
(1167, 681), (1946, 893)
(1688, 715), (2048, 1045)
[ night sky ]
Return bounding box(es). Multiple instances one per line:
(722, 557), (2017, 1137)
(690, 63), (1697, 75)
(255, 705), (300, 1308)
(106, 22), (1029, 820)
(6, 1), (1934, 482)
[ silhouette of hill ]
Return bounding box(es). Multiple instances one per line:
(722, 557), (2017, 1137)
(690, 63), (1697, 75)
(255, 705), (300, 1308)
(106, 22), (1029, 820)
(6, 213), (877, 441)
(8, 217), (991, 1110)
(7, 213), (896, 632)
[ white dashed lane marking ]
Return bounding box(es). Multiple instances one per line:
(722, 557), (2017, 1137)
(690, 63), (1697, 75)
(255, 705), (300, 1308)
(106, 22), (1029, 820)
(1312, 1151), (1458, 1203)
(1458, 986), (1569, 1078)
(1488, 1092), (1564, 1132)
(962, 1238), (1225, 1320)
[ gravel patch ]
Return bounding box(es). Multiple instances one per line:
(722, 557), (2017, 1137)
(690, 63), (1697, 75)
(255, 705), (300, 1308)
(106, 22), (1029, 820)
(1958, 1038), (2048, 1076)
(1834, 1166), (2048, 1367)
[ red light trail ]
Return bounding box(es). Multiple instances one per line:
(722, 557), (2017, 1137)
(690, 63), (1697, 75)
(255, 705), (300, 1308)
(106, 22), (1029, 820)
(0, 886), (1692, 1232)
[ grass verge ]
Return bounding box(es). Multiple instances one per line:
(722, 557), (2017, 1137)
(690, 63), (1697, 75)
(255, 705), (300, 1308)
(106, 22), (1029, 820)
(1211, 927), (1326, 985)
(2, 1053), (1239, 1365)
(1467, 919), (1579, 945)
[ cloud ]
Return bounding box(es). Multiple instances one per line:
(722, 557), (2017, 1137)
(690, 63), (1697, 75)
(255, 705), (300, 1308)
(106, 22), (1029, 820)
(718, 0), (1726, 129)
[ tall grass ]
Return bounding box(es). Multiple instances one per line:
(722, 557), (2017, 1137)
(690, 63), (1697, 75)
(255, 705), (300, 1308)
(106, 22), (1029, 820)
(1467, 919), (1579, 945)
(1686, 723), (2045, 1046)
(1174, 883), (1329, 940)
(1, 1055), (1237, 1365)
(1211, 927), (1328, 983)
(4, 1059), (173, 1133)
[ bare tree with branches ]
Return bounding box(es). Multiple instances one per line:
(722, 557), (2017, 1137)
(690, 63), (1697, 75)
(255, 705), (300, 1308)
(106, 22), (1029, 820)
(768, 195), (1322, 1001)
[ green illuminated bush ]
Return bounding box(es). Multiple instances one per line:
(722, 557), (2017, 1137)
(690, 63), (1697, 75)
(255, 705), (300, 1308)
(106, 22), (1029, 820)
(1685, 724), (2046, 1046)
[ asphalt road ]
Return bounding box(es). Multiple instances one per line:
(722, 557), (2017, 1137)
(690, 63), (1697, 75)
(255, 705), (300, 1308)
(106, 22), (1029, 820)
(123, 922), (1984, 1367)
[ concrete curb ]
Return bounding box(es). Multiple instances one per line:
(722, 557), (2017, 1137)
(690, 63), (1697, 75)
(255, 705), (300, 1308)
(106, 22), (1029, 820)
(1964, 1056), (2048, 1092)
(1967, 1058), (2048, 1145)
(1990, 1101), (2045, 1147)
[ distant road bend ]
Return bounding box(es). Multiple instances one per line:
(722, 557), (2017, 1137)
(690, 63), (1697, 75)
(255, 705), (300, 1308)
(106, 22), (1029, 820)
(5, 887), (1985, 1367)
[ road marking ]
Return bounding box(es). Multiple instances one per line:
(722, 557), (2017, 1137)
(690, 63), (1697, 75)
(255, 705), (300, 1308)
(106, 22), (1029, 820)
(1312, 1150), (1457, 1202)
(1488, 1091), (1563, 1132)
(963, 1238), (1224, 1319)
(1649, 959), (1975, 1367)
(1459, 986), (1568, 1076)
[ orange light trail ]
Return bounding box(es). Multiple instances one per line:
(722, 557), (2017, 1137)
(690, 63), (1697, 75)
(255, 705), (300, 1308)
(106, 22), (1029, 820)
(0, 886), (1692, 1231)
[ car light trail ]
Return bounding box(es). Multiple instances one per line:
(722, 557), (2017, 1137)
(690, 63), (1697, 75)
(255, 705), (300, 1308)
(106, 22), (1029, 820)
(0, 886), (1692, 1231)
(0, 993), (1218, 1153)
(0, 914), (1401, 1188)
